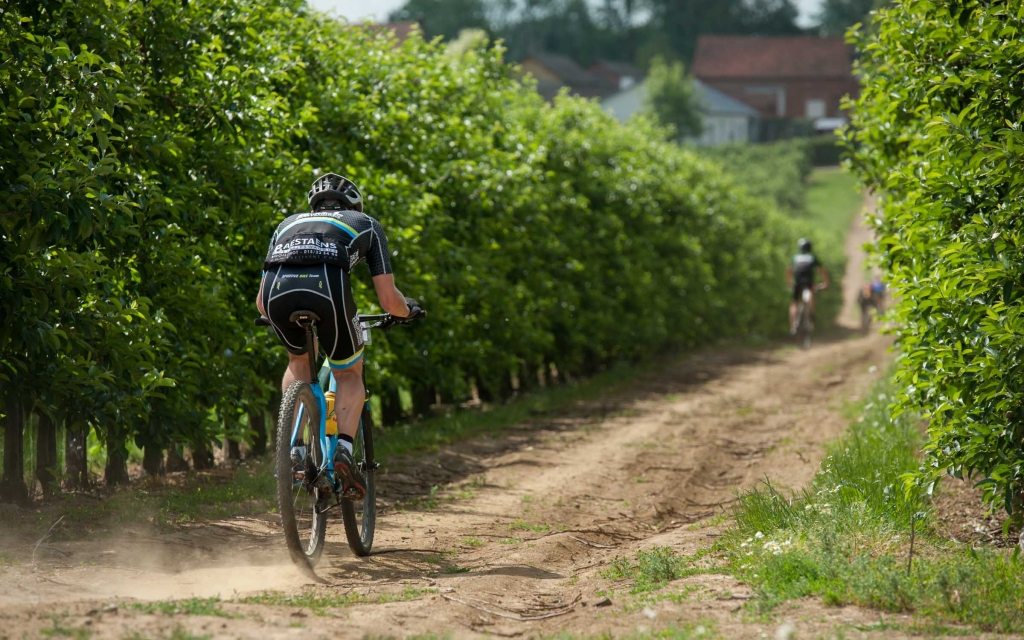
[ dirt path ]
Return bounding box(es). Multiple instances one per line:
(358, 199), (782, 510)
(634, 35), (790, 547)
(0, 205), (910, 639)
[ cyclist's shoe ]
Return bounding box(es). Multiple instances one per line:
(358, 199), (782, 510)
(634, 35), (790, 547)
(290, 447), (304, 481)
(333, 447), (366, 500)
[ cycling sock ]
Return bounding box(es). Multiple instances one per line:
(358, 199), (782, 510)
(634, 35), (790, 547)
(338, 434), (354, 456)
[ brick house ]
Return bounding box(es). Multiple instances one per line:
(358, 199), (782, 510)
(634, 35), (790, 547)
(692, 35), (858, 122)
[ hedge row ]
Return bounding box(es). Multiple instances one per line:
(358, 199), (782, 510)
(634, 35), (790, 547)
(845, 0), (1024, 516)
(2, 0), (809, 496)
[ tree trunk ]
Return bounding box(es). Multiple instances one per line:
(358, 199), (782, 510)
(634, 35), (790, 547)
(192, 440), (214, 470)
(35, 412), (57, 498)
(249, 411), (268, 457)
(64, 425), (88, 489)
(518, 361), (535, 393)
(499, 370), (515, 401)
(166, 446), (189, 473)
(104, 433), (130, 486)
(0, 401), (28, 504)
(380, 387), (404, 427)
(142, 446), (165, 476)
(226, 437), (241, 462)
(411, 384), (435, 419)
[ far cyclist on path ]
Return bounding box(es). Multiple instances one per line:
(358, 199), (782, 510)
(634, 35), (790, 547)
(256, 173), (423, 496)
(786, 238), (830, 335)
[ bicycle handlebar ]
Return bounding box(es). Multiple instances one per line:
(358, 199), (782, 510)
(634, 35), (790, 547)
(254, 309), (426, 331)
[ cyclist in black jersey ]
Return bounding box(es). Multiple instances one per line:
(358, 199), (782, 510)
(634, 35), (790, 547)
(256, 173), (423, 495)
(786, 238), (830, 334)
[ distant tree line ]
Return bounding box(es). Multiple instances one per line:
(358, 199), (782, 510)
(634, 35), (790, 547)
(390, 0), (884, 68)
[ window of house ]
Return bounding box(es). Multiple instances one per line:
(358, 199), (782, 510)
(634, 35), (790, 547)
(806, 99), (826, 119)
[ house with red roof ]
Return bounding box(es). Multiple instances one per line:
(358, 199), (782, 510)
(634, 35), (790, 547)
(692, 35), (858, 127)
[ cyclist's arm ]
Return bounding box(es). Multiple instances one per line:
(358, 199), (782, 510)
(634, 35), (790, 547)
(785, 264), (794, 288)
(373, 274), (411, 317)
(367, 217), (411, 317)
(818, 265), (831, 289)
(256, 272), (267, 316)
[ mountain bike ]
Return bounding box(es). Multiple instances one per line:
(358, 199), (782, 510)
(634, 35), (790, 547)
(256, 310), (421, 574)
(794, 284), (826, 350)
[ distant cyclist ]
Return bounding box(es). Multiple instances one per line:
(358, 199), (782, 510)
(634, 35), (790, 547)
(256, 173), (423, 496)
(786, 238), (830, 334)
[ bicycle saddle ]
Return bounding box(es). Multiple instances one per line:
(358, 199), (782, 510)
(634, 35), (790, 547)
(289, 310), (321, 324)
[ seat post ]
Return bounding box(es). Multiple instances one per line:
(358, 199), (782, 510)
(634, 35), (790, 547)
(304, 323), (317, 384)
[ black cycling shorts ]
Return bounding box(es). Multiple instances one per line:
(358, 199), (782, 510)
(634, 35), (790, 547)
(261, 264), (364, 370)
(792, 280), (814, 302)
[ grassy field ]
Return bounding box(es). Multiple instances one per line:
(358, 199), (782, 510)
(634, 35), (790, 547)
(723, 377), (1024, 633)
(804, 167), (864, 239)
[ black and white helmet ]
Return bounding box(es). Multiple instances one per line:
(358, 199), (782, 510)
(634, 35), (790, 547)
(798, 238), (813, 253)
(308, 173), (363, 212)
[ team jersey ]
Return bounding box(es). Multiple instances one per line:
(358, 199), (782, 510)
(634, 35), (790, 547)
(263, 209), (392, 276)
(792, 253), (820, 283)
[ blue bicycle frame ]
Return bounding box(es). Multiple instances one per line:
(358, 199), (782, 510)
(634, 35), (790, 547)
(289, 367), (336, 486)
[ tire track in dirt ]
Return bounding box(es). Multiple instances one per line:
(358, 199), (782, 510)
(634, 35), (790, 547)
(0, 203), (921, 638)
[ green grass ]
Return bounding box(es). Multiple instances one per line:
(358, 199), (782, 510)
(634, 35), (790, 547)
(129, 597), (231, 618)
(236, 587), (436, 615)
(724, 376), (1024, 632)
(804, 167), (863, 239)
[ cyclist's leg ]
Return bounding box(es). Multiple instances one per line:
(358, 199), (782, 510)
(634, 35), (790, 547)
(789, 283), (801, 330)
(281, 353), (313, 395)
(331, 362), (364, 440)
(317, 265), (367, 493)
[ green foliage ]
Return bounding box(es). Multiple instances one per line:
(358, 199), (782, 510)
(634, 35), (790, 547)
(845, 0), (1024, 517)
(1, 0), (812, 487)
(701, 140), (812, 216)
(643, 57), (703, 139)
(726, 376), (1024, 632)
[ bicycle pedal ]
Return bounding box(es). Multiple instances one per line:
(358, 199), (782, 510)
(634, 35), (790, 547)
(342, 486), (365, 501)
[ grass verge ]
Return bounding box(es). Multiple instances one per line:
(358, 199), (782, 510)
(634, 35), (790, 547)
(723, 377), (1024, 632)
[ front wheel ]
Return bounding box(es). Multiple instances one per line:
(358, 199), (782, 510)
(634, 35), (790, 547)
(276, 381), (328, 573)
(341, 406), (376, 556)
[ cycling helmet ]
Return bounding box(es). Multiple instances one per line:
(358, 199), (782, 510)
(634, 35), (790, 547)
(308, 173), (363, 212)
(798, 238), (813, 253)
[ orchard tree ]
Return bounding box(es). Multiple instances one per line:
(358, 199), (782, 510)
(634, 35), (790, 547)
(644, 56), (703, 139)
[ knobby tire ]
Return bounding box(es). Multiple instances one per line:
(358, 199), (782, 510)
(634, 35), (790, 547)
(341, 406), (376, 556)
(276, 381), (327, 576)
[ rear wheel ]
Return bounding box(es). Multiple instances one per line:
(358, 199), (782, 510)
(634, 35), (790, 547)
(341, 406), (376, 556)
(276, 381), (328, 573)
(796, 302), (812, 350)
(861, 305), (872, 334)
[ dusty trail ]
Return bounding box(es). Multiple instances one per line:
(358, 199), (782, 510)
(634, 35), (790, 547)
(0, 203), (908, 639)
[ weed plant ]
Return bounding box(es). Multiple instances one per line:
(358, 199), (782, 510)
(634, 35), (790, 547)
(725, 378), (1024, 632)
(602, 547), (707, 594)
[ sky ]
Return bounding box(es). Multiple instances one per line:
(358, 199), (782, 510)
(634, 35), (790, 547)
(308, 0), (826, 28)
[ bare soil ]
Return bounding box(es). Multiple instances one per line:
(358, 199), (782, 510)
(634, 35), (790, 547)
(0, 204), (938, 639)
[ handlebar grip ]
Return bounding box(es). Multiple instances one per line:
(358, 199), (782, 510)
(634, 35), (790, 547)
(254, 316), (272, 327)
